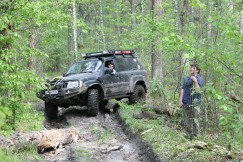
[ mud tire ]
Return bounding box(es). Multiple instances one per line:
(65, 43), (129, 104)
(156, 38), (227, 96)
(44, 102), (58, 119)
(87, 89), (99, 116)
(129, 84), (146, 104)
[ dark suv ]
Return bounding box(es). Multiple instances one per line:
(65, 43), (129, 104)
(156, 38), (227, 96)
(37, 50), (148, 118)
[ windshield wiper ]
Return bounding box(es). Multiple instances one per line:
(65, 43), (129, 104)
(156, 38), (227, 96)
(80, 71), (93, 73)
(65, 73), (76, 76)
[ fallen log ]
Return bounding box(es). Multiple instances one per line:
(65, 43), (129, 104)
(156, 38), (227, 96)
(0, 135), (14, 151)
(189, 140), (243, 161)
(1, 127), (81, 153)
(142, 105), (168, 115)
(37, 127), (81, 153)
(133, 105), (168, 120)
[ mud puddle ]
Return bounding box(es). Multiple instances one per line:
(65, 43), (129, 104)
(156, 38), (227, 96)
(41, 106), (150, 162)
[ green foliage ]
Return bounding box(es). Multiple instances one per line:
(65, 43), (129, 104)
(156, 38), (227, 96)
(150, 77), (165, 104)
(0, 0), (55, 133)
(0, 145), (42, 162)
(206, 85), (243, 146)
(0, 106), (12, 127)
(0, 49), (45, 131)
(218, 104), (243, 146)
(0, 103), (44, 137)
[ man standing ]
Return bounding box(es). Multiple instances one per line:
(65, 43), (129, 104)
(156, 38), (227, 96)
(179, 64), (204, 139)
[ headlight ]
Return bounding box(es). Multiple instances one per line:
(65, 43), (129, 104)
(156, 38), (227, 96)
(67, 81), (82, 89)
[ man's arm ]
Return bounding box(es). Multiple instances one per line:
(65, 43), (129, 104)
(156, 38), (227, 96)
(179, 89), (184, 107)
(191, 76), (200, 92)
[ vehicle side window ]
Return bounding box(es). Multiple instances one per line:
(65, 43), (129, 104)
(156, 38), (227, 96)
(116, 58), (128, 71)
(127, 58), (141, 70)
(116, 58), (141, 71)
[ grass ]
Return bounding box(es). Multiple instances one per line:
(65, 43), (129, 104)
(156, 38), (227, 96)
(0, 144), (42, 162)
(78, 147), (93, 162)
(91, 123), (115, 144)
(117, 102), (237, 162)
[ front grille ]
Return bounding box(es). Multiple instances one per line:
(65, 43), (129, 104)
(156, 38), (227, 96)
(63, 82), (68, 88)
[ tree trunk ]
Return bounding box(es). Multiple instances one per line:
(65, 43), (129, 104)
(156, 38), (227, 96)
(28, 28), (38, 70)
(240, 4), (243, 35)
(151, 0), (163, 80)
(114, 0), (121, 43)
(172, 0), (179, 31)
(130, 0), (136, 25)
(68, 24), (72, 66)
(73, 0), (77, 62)
(99, 0), (106, 50)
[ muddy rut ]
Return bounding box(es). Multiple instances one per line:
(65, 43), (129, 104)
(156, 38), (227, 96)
(40, 105), (152, 162)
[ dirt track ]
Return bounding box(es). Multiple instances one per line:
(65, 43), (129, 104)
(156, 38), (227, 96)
(40, 105), (152, 162)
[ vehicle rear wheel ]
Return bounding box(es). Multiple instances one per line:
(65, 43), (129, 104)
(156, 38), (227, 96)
(87, 89), (99, 116)
(44, 102), (58, 119)
(129, 84), (146, 104)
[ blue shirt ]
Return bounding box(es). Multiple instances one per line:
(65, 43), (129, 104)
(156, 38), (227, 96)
(182, 75), (204, 106)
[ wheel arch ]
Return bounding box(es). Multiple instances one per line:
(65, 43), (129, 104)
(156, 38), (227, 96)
(134, 80), (147, 93)
(87, 84), (105, 100)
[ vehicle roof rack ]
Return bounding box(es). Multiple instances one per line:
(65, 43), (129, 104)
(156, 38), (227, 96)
(83, 50), (135, 59)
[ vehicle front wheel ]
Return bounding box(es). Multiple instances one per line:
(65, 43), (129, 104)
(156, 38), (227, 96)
(44, 102), (58, 119)
(87, 89), (99, 116)
(129, 84), (146, 104)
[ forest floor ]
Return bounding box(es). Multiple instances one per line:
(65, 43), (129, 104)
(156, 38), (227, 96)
(31, 98), (242, 162)
(2, 98), (241, 162)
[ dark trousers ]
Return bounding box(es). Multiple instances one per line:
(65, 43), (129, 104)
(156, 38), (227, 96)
(182, 105), (200, 137)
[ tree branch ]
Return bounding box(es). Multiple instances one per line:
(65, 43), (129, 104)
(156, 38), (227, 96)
(210, 55), (243, 79)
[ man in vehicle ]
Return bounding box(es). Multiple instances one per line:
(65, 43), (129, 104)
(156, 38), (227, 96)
(179, 64), (204, 139)
(106, 60), (116, 74)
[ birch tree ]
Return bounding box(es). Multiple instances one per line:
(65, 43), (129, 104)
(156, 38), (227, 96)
(28, 28), (38, 70)
(240, 4), (243, 35)
(73, 0), (77, 61)
(130, 0), (136, 25)
(99, 0), (106, 50)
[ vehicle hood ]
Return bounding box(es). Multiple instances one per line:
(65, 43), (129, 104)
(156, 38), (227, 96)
(63, 73), (98, 82)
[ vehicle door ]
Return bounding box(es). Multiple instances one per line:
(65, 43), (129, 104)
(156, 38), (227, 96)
(98, 59), (122, 97)
(115, 57), (131, 94)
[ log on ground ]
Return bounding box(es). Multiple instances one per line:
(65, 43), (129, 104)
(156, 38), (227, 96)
(10, 127), (82, 153)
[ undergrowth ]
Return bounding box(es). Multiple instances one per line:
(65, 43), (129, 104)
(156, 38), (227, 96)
(0, 144), (42, 162)
(0, 92), (44, 161)
(118, 102), (237, 162)
(0, 92), (44, 137)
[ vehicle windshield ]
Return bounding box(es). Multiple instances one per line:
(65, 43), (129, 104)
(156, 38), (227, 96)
(66, 60), (102, 75)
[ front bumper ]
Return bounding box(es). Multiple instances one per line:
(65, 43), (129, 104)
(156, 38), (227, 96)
(36, 86), (88, 104)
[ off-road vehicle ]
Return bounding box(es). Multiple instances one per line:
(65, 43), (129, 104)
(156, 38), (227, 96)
(37, 50), (148, 118)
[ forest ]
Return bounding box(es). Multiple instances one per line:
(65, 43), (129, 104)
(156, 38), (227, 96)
(0, 0), (242, 161)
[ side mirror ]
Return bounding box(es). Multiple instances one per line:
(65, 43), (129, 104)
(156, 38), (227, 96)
(63, 73), (66, 77)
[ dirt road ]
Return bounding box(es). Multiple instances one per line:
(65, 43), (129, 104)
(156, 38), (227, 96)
(41, 106), (152, 162)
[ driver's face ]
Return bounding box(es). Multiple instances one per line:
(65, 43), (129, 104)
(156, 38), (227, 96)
(108, 64), (114, 69)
